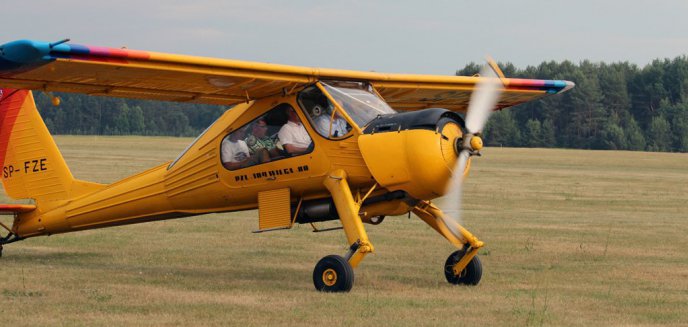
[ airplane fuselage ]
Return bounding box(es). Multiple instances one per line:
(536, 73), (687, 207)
(15, 88), (465, 238)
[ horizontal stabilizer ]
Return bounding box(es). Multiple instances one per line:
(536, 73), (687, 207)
(0, 204), (36, 215)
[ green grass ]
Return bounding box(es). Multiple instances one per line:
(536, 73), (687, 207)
(1, 136), (687, 326)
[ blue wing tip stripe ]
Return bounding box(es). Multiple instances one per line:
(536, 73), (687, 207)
(0, 39), (56, 74)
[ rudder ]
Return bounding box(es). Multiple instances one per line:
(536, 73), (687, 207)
(0, 88), (102, 208)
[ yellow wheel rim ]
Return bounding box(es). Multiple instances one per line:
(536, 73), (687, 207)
(322, 268), (338, 287)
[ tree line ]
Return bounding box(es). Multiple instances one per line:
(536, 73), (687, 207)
(458, 57), (688, 152)
(35, 94), (226, 137)
(35, 56), (688, 152)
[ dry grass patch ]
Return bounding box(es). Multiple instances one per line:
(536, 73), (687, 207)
(1, 136), (687, 326)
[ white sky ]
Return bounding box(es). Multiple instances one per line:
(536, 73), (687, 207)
(2, 0), (687, 75)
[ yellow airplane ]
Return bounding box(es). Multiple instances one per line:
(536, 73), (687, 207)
(0, 39), (573, 292)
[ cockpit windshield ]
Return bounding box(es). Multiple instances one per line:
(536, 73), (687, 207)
(321, 81), (396, 127)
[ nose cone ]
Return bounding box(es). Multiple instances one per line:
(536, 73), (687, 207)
(470, 135), (483, 151)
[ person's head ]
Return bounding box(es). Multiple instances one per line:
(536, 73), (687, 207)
(229, 127), (246, 141)
(286, 106), (300, 123)
(252, 118), (268, 138)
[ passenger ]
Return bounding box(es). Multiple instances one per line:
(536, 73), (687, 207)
(221, 127), (266, 170)
(314, 106), (350, 138)
(278, 106), (312, 155)
(245, 118), (279, 159)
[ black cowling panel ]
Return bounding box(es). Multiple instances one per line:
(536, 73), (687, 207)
(362, 108), (464, 134)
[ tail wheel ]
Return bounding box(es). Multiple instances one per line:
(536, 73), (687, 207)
(313, 255), (354, 292)
(369, 215), (385, 225)
(444, 249), (482, 285)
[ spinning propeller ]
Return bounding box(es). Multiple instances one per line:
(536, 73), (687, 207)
(441, 59), (506, 241)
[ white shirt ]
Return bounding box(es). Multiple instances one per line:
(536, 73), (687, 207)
(315, 115), (349, 138)
(278, 121), (312, 148)
(221, 138), (249, 163)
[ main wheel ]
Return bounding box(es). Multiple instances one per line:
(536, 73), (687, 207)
(444, 249), (482, 285)
(313, 255), (354, 292)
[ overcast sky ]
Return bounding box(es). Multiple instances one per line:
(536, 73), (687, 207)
(2, 0), (687, 75)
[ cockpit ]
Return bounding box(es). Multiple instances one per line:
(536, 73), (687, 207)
(319, 81), (396, 128)
(299, 81), (396, 139)
(171, 80), (398, 172)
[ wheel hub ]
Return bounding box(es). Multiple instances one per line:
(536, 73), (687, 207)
(322, 268), (338, 286)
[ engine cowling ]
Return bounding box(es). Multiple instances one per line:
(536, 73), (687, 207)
(358, 108), (468, 200)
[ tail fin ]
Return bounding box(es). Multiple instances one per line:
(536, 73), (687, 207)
(0, 88), (102, 208)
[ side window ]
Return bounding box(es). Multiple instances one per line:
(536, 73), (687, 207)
(221, 103), (313, 171)
(298, 86), (352, 139)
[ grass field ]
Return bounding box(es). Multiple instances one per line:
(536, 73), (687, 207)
(1, 135), (687, 326)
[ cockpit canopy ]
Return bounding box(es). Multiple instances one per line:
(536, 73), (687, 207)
(320, 81), (396, 128)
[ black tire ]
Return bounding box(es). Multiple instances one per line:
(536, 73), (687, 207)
(369, 215), (385, 225)
(313, 255), (354, 292)
(444, 249), (482, 285)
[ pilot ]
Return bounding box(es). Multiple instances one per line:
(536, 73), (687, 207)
(245, 117), (280, 159)
(314, 105), (350, 138)
(278, 105), (312, 155)
(221, 127), (266, 170)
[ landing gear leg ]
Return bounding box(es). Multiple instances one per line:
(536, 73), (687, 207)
(413, 201), (484, 286)
(313, 169), (374, 292)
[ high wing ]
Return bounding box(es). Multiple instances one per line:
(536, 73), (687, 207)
(0, 39), (574, 112)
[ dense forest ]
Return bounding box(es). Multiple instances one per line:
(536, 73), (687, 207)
(35, 56), (688, 152)
(35, 94), (227, 137)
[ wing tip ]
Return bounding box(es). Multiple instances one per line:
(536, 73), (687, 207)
(560, 80), (576, 93)
(0, 39), (56, 74)
(0, 39), (50, 61)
